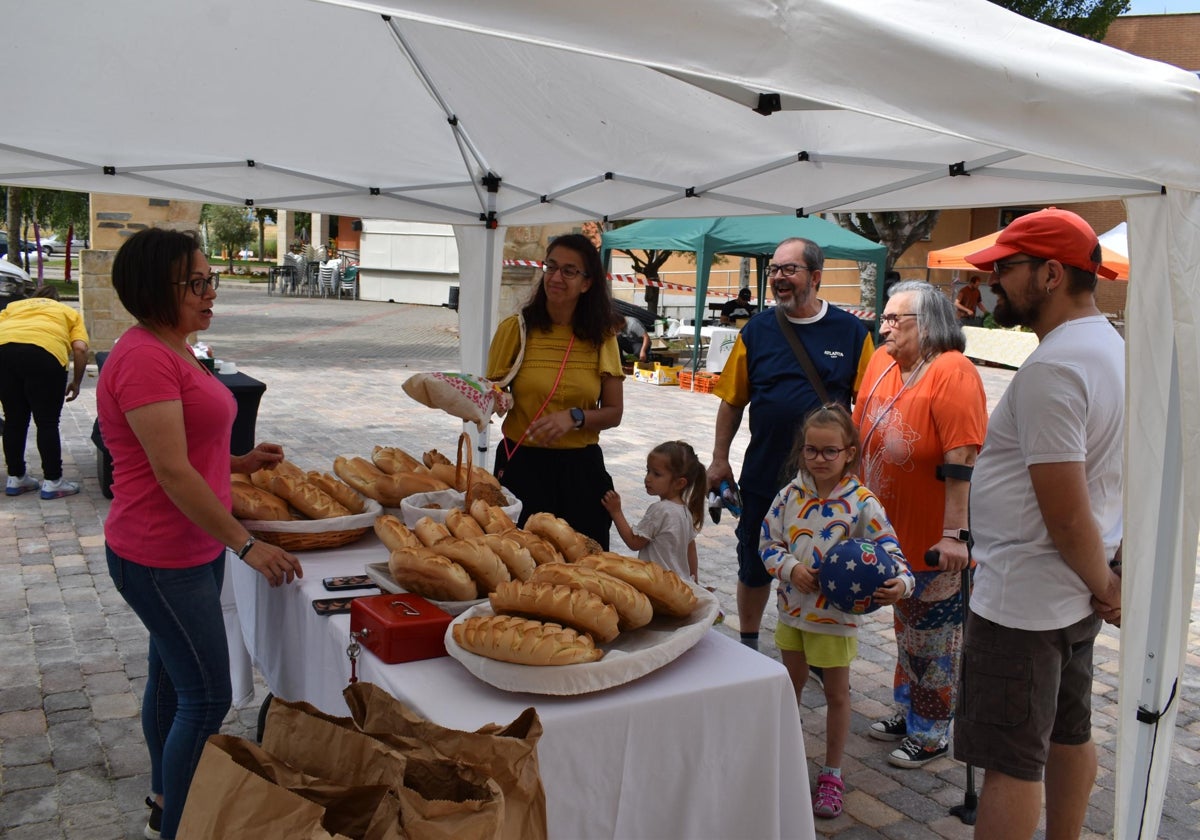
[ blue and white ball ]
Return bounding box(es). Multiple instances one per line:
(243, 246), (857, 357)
(818, 538), (901, 615)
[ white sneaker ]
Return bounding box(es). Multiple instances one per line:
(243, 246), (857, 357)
(5, 474), (39, 496)
(40, 478), (81, 499)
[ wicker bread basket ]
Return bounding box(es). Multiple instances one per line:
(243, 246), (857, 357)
(241, 498), (383, 551)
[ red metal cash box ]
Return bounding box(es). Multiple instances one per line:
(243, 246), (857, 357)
(350, 593), (454, 664)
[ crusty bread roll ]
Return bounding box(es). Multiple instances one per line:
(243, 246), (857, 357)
(231, 472), (252, 485)
(525, 512), (590, 562)
(576, 553), (699, 618)
(422, 449), (452, 468)
(469, 500), (517, 534)
(274, 459), (307, 480)
(231, 482), (291, 521)
(413, 516), (453, 547)
(267, 473), (352, 520)
(531, 563), (653, 631)
(489, 580), (620, 643)
(334, 455), (450, 506)
(453, 615), (603, 665)
(388, 546), (478, 602)
(306, 471), (365, 514)
(371, 445), (424, 475)
(445, 507), (485, 540)
(481, 534), (536, 582)
(434, 536), (511, 595)
(374, 514), (424, 552)
(505, 529), (564, 566)
(249, 468), (275, 493)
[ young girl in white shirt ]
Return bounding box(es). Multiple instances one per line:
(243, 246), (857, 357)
(601, 440), (705, 580)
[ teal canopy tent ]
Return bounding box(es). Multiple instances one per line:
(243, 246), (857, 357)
(602, 215), (887, 371)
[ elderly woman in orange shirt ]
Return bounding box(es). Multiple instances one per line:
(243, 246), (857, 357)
(852, 280), (988, 770)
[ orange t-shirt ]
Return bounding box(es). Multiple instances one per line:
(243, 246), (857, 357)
(851, 351), (987, 572)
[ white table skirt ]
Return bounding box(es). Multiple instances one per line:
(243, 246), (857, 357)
(231, 536), (815, 840)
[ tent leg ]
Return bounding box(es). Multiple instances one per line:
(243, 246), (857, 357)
(948, 563), (977, 826)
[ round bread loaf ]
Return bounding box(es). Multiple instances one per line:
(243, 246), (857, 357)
(489, 580), (620, 643)
(531, 563), (653, 630)
(452, 615), (603, 665)
(388, 546), (477, 602)
(576, 553), (699, 618)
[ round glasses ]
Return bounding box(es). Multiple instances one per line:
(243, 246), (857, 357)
(802, 445), (849, 461)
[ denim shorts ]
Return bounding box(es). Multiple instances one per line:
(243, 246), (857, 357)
(953, 610), (1101, 782)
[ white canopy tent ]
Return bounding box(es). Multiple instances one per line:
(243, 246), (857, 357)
(6, 1), (1199, 835)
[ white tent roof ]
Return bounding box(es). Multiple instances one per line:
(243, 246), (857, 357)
(6, 3), (1200, 837)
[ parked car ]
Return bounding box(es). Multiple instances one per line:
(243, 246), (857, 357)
(0, 260), (35, 310)
(0, 232), (44, 258)
(41, 234), (89, 256)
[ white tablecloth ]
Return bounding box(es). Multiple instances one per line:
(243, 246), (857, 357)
(231, 537), (814, 840)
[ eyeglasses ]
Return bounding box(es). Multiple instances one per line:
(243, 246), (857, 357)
(542, 260), (586, 281)
(879, 312), (918, 326)
(802, 445), (850, 461)
(766, 263), (811, 278)
(993, 258), (1044, 276)
(175, 273), (220, 296)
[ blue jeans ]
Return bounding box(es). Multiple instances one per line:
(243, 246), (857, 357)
(106, 545), (231, 839)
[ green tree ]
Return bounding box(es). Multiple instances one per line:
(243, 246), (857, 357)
(203, 204), (255, 272)
(991, 0), (1129, 39)
(254, 208), (274, 260)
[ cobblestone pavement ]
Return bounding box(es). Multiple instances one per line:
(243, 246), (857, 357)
(1, 284), (1197, 839)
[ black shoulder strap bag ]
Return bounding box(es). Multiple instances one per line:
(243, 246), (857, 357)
(774, 304), (831, 405)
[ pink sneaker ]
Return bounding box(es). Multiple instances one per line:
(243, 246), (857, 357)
(812, 772), (844, 818)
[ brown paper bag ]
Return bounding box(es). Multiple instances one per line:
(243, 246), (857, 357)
(177, 734), (397, 840)
(264, 696), (504, 840)
(344, 683), (547, 840)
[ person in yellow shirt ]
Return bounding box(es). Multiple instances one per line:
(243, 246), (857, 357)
(0, 286), (89, 498)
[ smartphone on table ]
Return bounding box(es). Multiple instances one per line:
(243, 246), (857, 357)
(312, 597), (361, 616)
(322, 574), (377, 592)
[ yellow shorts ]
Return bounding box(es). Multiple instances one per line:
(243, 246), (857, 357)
(774, 623), (857, 669)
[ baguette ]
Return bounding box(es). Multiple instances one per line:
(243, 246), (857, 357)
(576, 553), (699, 618)
(374, 514), (424, 552)
(335, 455), (450, 506)
(250, 460), (306, 491)
(371, 445), (424, 475)
(413, 515), (453, 547)
(505, 529), (564, 566)
(481, 533), (536, 582)
(445, 507), (486, 540)
(489, 580), (620, 643)
(388, 547), (478, 602)
(525, 512), (590, 562)
(469, 500), (517, 534)
(267, 472), (352, 520)
(231, 482), (291, 521)
(434, 536), (511, 595)
(306, 471), (366, 514)
(452, 615), (603, 665)
(231, 472), (252, 485)
(422, 449), (452, 468)
(531, 563), (653, 630)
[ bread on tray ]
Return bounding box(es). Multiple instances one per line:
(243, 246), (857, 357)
(576, 553), (699, 618)
(452, 615), (603, 665)
(435, 536), (511, 595)
(489, 580), (619, 644)
(388, 546), (478, 602)
(374, 514), (423, 552)
(531, 563), (653, 631)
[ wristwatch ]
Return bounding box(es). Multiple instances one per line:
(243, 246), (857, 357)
(942, 528), (970, 542)
(570, 407), (586, 429)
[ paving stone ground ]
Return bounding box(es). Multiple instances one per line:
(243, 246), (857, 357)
(0, 283), (1197, 839)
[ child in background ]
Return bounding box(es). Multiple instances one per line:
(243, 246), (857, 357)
(760, 404), (913, 819)
(602, 440), (706, 581)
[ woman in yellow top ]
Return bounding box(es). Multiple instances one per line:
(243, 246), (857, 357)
(0, 286), (90, 498)
(486, 234), (625, 548)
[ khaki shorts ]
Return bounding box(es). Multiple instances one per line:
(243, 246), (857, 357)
(774, 622), (857, 669)
(953, 611), (1101, 782)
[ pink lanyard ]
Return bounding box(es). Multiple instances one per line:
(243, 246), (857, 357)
(501, 333), (575, 463)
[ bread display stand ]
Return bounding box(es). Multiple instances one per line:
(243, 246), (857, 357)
(396, 488), (522, 528)
(443, 583), (719, 694)
(240, 498), (383, 551)
(363, 561), (485, 616)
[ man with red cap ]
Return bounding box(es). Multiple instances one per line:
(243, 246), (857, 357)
(954, 208), (1123, 838)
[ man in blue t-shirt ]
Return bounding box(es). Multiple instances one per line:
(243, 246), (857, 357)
(708, 237), (874, 651)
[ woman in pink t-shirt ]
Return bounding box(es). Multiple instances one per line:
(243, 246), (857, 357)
(98, 228), (302, 840)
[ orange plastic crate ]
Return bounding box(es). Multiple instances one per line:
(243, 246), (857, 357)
(679, 371), (720, 393)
